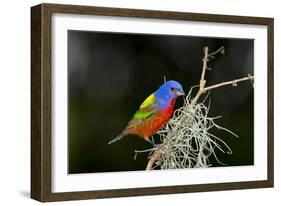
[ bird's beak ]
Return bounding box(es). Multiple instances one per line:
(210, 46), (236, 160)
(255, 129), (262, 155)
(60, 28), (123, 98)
(175, 89), (185, 96)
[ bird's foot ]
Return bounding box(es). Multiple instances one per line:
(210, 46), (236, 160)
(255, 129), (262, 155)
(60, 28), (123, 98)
(146, 139), (163, 148)
(146, 138), (155, 146)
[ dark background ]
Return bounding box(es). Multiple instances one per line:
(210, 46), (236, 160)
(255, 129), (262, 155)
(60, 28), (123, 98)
(68, 30), (254, 174)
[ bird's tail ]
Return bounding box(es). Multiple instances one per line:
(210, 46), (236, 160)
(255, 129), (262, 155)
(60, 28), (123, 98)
(108, 132), (127, 144)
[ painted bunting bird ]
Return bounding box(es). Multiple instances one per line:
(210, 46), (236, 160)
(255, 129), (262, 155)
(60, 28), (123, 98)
(108, 80), (185, 144)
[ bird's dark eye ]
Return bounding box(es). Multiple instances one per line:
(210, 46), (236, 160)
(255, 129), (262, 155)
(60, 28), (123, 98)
(171, 87), (175, 91)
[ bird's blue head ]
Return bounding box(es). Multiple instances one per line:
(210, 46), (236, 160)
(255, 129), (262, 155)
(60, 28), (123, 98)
(155, 80), (185, 108)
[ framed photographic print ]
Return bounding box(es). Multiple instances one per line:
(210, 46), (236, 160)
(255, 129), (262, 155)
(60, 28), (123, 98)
(31, 3), (274, 202)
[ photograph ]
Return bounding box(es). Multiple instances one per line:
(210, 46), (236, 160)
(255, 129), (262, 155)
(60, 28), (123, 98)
(67, 30), (254, 174)
(31, 3), (273, 201)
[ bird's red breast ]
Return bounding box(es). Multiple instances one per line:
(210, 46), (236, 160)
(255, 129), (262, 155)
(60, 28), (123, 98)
(127, 98), (176, 140)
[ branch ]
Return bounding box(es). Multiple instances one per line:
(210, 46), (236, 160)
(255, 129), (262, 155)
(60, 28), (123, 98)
(146, 149), (161, 171)
(191, 46), (224, 105)
(200, 47), (209, 86)
(145, 46), (254, 171)
(204, 74), (254, 92)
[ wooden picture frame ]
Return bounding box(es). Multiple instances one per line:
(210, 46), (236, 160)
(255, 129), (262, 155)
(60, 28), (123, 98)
(31, 3), (274, 202)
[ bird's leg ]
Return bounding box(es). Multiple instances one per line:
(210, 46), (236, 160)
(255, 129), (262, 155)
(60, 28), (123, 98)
(146, 137), (165, 149)
(146, 138), (162, 148)
(146, 138), (156, 146)
(151, 136), (155, 144)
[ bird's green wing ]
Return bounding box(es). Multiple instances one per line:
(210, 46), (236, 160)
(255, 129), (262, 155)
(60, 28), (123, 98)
(127, 93), (158, 128)
(134, 93), (158, 119)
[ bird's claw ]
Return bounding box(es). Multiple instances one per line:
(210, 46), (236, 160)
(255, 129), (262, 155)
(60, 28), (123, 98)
(146, 138), (155, 145)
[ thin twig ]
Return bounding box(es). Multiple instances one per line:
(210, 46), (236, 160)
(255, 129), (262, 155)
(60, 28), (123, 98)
(207, 46), (225, 57)
(204, 75), (254, 92)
